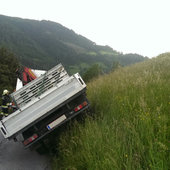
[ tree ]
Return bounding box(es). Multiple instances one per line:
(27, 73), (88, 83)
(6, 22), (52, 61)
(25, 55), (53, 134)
(0, 47), (20, 104)
(83, 64), (102, 82)
(111, 61), (121, 72)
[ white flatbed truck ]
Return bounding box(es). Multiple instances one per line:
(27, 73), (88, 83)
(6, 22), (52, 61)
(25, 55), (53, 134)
(0, 64), (89, 148)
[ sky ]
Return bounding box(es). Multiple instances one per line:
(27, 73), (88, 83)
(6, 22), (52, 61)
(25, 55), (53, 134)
(0, 0), (170, 58)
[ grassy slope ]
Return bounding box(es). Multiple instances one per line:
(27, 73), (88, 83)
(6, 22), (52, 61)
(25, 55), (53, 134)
(52, 54), (170, 170)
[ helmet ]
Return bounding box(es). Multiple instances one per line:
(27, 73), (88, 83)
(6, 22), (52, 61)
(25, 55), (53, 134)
(3, 89), (9, 95)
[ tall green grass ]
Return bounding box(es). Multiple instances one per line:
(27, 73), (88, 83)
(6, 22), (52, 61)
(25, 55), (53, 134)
(52, 54), (170, 170)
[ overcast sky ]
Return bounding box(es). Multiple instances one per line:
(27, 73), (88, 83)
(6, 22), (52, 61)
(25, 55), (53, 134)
(0, 0), (170, 58)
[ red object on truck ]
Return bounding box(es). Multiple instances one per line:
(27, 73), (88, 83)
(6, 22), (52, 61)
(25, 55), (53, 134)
(16, 66), (37, 86)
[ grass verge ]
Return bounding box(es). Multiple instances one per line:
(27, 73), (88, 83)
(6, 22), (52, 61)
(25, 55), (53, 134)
(52, 54), (170, 170)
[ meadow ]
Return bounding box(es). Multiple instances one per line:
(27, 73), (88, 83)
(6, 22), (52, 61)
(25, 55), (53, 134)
(52, 54), (170, 170)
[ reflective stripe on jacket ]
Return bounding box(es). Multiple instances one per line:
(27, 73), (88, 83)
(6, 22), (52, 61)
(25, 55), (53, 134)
(0, 112), (8, 116)
(1, 105), (8, 109)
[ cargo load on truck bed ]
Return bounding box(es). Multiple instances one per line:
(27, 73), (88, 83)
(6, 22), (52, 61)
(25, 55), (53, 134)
(0, 64), (89, 147)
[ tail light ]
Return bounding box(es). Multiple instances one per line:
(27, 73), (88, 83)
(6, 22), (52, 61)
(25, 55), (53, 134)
(23, 134), (38, 146)
(74, 101), (88, 112)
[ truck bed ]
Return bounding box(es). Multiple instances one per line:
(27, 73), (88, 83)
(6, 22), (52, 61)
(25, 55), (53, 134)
(0, 65), (86, 139)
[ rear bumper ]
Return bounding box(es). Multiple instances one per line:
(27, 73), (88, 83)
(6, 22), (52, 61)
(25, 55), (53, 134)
(24, 104), (90, 148)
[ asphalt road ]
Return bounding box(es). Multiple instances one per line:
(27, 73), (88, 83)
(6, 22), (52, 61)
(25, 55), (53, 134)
(0, 133), (51, 170)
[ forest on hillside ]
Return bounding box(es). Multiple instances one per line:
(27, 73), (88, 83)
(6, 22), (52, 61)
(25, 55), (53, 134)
(0, 15), (148, 74)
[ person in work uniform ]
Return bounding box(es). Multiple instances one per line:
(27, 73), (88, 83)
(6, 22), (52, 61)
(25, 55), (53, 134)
(0, 89), (11, 120)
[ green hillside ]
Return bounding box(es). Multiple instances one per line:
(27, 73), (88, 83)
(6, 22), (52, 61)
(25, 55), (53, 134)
(0, 15), (148, 74)
(52, 54), (170, 169)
